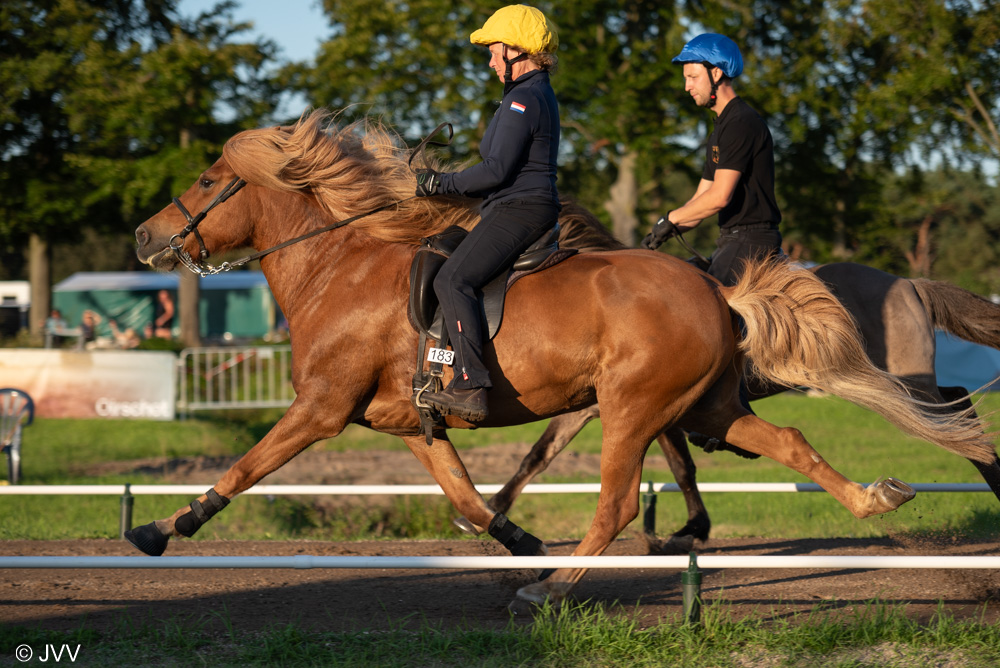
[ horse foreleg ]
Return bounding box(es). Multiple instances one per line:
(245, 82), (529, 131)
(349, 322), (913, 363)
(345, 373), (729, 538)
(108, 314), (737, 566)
(642, 427), (711, 555)
(454, 404), (601, 535)
(709, 413), (915, 519)
(125, 401), (332, 556)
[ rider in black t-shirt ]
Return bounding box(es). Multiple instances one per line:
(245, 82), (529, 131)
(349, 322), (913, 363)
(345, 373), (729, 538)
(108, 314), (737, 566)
(643, 33), (782, 287)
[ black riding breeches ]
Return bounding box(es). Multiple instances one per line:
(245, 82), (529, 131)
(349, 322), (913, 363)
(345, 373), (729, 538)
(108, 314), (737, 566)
(708, 223), (783, 287)
(708, 223), (783, 415)
(433, 198), (559, 390)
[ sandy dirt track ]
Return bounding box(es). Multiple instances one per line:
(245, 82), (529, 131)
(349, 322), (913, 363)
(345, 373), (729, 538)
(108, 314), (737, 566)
(2, 535), (998, 633)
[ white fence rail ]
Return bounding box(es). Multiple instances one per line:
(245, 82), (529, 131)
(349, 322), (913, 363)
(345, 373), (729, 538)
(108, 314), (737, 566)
(2, 482), (990, 540)
(3, 555), (1000, 570)
(4, 481), (996, 620)
(0, 482), (991, 496)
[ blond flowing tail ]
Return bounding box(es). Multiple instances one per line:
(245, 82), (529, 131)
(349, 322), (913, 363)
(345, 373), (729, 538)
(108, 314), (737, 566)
(723, 259), (996, 464)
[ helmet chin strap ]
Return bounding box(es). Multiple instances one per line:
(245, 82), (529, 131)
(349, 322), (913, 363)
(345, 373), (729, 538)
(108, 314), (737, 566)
(703, 62), (722, 106)
(503, 44), (528, 94)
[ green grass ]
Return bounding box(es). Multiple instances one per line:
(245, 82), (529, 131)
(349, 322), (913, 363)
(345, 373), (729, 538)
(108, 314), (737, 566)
(2, 599), (999, 667)
(1, 393), (999, 541)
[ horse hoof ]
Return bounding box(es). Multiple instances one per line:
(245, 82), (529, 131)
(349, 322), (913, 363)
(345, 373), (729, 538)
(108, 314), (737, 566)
(452, 516), (482, 535)
(877, 477), (916, 508)
(124, 522), (170, 556)
(507, 597), (541, 616)
(866, 477), (916, 515)
(510, 581), (556, 615)
(643, 532), (693, 555)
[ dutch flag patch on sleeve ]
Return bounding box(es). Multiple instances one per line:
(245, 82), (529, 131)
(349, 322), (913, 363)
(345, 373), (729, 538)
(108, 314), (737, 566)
(510, 101), (526, 114)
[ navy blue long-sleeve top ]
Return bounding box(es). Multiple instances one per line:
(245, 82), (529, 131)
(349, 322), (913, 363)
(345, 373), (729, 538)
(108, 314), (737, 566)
(438, 69), (560, 212)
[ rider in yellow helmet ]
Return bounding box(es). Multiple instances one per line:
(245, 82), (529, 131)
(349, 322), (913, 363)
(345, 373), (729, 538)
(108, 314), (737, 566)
(415, 5), (561, 423)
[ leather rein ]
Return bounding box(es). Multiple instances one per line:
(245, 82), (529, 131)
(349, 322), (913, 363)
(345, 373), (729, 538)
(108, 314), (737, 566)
(168, 122), (454, 277)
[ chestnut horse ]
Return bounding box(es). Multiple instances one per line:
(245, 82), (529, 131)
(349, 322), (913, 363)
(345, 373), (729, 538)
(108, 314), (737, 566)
(458, 215), (1000, 553)
(130, 111), (994, 608)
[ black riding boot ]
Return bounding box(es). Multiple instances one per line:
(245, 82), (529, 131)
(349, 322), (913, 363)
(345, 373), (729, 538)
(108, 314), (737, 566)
(423, 385), (489, 422)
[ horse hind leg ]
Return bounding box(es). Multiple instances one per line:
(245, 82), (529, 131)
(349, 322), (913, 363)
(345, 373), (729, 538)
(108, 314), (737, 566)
(642, 426), (712, 556)
(400, 433), (548, 563)
(453, 405), (601, 535)
(937, 386), (1000, 504)
(512, 415), (658, 611)
(703, 413), (916, 519)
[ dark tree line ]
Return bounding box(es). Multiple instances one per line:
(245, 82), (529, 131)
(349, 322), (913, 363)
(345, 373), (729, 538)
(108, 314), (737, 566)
(3, 0), (999, 341)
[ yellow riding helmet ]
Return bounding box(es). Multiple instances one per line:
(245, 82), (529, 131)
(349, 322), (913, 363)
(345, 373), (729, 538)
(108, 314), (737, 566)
(470, 5), (559, 54)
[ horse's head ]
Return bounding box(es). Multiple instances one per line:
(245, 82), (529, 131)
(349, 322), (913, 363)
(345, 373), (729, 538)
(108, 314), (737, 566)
(136, 111), (484, 272)
(135, 156), (255, 272)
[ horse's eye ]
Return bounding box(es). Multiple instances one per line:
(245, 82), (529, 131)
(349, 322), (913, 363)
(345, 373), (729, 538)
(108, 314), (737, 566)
(200, 178), (215, 189)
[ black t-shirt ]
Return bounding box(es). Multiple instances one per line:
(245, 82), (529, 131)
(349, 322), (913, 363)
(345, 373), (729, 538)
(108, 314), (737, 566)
(702, 96), (781, 229)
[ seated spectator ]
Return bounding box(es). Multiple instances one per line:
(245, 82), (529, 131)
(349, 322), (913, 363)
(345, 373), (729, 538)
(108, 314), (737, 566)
(43, 309), (73, 348)
(109, 319), (141, 349)
(76, 310), (102, 350)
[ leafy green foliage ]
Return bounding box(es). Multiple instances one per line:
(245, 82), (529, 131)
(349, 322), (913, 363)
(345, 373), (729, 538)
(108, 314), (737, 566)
(0, 0), (282, 281)
(2, 0), (999, 290)
(857, 167), (1000, 291)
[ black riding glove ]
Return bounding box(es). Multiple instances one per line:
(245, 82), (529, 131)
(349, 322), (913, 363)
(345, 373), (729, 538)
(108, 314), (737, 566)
(415, 169), (441, 197)
(641, 214), (680, 251)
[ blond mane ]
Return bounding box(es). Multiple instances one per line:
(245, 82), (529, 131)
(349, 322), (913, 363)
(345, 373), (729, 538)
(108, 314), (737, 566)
(221, 109), (480, 244)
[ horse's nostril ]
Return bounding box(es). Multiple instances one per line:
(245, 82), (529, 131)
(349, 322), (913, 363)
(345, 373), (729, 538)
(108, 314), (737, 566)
(135, 226), (149, 248)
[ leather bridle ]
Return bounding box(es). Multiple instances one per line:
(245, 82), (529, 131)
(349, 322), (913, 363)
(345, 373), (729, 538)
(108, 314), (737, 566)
(167, 122), (454, 277)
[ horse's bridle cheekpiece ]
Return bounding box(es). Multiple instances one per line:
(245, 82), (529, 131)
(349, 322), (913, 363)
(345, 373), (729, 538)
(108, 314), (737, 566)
(167, 123), (454, 277)
(169, 176), (247, 276)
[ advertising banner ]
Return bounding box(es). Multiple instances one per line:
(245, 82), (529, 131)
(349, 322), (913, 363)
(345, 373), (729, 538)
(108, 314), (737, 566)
(0, 350), (176, 420)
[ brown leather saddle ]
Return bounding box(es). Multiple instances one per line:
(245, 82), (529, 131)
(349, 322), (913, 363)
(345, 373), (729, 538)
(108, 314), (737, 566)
(407, 223), (576, 442)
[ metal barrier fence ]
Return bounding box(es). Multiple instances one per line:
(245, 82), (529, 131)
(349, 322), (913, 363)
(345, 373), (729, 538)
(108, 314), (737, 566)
(177, 345), (294, 417)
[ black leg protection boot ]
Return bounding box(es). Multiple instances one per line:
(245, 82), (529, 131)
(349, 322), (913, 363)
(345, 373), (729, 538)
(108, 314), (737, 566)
(174, 488), (230, 537)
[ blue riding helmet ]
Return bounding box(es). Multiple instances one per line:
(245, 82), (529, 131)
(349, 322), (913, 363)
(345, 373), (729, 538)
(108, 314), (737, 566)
(672, 33), (744, 79)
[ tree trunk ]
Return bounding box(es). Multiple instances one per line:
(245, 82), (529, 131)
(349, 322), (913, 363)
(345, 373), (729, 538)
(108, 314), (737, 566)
(831, 196), (850, 260)
(604, 150), (639, 246)
(904, 214), (934, 278)
(179, 269), (200, 346)
(178, 125), (200, 347)
(28, 234), (51, 337)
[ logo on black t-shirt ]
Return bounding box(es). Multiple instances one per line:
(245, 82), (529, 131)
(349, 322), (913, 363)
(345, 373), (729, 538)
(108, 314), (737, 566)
(712, 145), (720, 164)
